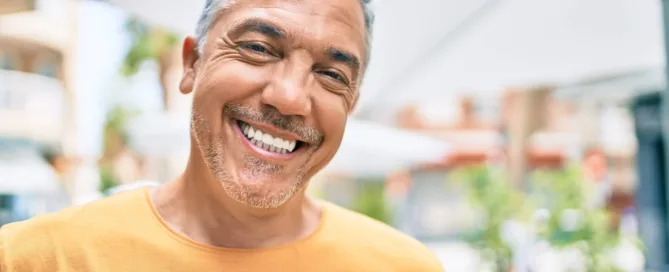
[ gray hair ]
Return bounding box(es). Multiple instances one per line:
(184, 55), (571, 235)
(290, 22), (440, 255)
(195, 0), (375, 66)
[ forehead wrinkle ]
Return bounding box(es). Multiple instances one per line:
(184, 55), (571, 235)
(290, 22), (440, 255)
(252, 2), (365, 42)
(226, 18), (287, 41)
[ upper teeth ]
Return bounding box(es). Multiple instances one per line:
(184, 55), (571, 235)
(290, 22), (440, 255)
(240, 122), (297, 154)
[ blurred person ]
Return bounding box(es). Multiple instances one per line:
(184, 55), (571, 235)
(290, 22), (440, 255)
(0, 0), (444, 271)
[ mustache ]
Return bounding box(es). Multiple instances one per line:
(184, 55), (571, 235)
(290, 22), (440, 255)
(224, 103), (323, 145)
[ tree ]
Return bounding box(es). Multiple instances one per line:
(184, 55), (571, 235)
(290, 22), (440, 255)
(450, 166), (524, 271)
(122, 18), (180, 111)
(451, 165), (636, 271)
(98, 106), (139, 193)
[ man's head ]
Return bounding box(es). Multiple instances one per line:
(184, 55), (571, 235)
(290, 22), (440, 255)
(180, 0), (374, 209)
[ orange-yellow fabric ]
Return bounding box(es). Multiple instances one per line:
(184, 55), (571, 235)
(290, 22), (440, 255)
(0, 188), (444, 271)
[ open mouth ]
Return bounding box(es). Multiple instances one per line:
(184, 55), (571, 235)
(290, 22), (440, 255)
(236, 120), (305, 154)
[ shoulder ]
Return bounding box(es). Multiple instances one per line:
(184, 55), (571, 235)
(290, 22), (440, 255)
(0, 189), (149, 270)
(0, 188), (149, 239)
(321, 202), (444, 271)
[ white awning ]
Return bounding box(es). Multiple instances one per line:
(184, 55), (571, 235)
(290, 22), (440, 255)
(555, 67), (664, 104)
(326, 119), (450, 176)
(358, 0), (665, 122)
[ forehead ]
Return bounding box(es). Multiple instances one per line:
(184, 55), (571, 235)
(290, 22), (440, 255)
(216, 0), (367, 60)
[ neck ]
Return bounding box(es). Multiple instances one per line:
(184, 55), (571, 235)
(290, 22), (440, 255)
(150, 146), (322, 249)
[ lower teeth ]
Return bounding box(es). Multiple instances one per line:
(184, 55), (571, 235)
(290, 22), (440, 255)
(249, 135), (288, 154)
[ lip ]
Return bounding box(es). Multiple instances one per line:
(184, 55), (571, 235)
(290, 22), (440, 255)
(232, 118), (302, 161)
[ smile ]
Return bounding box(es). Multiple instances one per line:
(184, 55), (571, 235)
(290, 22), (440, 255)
(235, 120), (303, 155)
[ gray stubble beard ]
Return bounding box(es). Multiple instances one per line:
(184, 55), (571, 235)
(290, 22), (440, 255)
(191, 109), (310, 209)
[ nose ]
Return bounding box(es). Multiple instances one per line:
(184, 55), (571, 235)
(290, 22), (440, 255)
(260, 59), (312, 117)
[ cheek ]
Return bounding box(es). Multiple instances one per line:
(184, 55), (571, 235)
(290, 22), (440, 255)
(194, 60), (272, 104)
(315, 92), (348, 146)
(192, 60), (274, 140)
(190, 98), (220, 142)
(304, 92), (348, 177)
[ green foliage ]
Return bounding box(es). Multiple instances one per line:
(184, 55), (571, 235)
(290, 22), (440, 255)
(529, 166), (623, 271)
(99, 106), (141, 193)
(451, 165), (637, 271)
(104, 106), (131, 135)
(122, 18), (179, 77)
(99, 165), (119, 194)
(102, 106), (140, 152)
(449, 166), (524, 270)
(351, 180), (392, 224)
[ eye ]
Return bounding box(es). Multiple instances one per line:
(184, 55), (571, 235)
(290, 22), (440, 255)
(318, 70), (348, 85)
(240, 43), (270, 54)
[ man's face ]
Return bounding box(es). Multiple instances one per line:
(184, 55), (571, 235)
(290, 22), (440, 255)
(180, 0), (367, 208)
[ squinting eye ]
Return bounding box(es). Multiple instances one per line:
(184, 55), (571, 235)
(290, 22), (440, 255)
(319, 71), (347, 84)
(241, 43), (269, 54)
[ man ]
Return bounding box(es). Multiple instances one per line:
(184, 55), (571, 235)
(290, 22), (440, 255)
(0, 0), (444, 271)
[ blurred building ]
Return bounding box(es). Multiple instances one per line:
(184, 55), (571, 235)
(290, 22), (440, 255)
(0, 0), (77, 223)
(0, 1), (69, 143)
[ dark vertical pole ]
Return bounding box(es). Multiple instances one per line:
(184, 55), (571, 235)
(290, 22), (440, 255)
(627, 2), (669, 270)
(662, 0), (669, 258)
(636, 2), (669, 269)
(634, 97), (668, 269)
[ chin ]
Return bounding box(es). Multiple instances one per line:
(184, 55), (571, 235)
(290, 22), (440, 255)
(215, 162), (308, 209)
(221, 177), (303, 209)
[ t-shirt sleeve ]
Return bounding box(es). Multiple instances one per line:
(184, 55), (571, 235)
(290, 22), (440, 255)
(0, 221), (57, 272)
(0, 229), (4, 272)
(0, 225), (11, 272)
(0, 224), (12, 272)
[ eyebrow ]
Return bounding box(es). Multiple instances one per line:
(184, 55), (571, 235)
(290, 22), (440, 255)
(227, 19), (286, 39)
(325, 47), (361, 76)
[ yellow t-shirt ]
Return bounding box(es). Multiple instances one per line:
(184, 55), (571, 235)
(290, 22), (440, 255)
(0, 188), (444, 271)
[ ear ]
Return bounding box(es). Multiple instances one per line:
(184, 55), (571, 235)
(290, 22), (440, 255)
(179, 36), (200, 95)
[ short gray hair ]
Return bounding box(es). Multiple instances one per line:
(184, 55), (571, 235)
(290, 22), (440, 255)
(195, 0), (375, 65)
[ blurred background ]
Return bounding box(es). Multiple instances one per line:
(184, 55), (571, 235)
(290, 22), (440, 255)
(2, 0), (669, 270)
